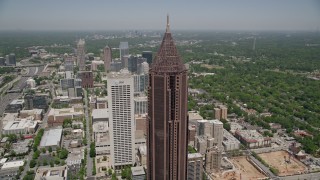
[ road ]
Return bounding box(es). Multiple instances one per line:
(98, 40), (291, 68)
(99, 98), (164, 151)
(0, 67), (39, 116)
(84, 89), (93, 178)
(279, 172), (320, 180)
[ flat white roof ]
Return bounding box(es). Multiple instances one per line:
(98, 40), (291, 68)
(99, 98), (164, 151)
(188, 153), (202, 159)
(1, 160), (24, 169)
(40, 128), (62, 147)
(92, 109), (109, 119)
(131, 166), (145, 176)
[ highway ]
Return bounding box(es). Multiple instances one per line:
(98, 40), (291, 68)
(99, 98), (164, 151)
(0, 66), (39, 116)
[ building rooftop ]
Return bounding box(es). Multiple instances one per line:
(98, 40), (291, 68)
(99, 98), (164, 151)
(188, 153), (202, 159)
(10, 99), (24, 105)
(1, 160), (24, 169)
(20, 109), (43, 114)
(92, 109), (109, 119)
(40, 128), (63, 147)
(3, 119), (37, 131)
(93, 121), (108, 132)
(235, 130), (270, 143)
(223, 129), (240, 146)
(131, 166), (145, 176)
(107, 68), (132, 78)
(188, 111), (204, 121)
(208, 119), (223, 125)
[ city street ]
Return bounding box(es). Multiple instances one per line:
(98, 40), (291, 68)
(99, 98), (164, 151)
(84, 89), (93, 178)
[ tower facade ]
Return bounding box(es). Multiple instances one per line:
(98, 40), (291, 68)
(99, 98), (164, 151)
(119, 42), (129, 68)
(77, 39), (86, 71)
(103, 45), (112, 72)
(147, 16), (188, 180)
(107, 69), (135, 169)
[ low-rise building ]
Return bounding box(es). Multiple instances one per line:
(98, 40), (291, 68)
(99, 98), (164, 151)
(222, 129), (240, 151)
(19, 109), (44, 121)
(2, 118), (38, 135)
(93, 121), (110, 155)
(5, 99), (24, 113)
(39, 128), (63, 150)
(48, 108), (84, 127)
(92, 109), (109, 123)
(96, 97), (108, 109)
(235, 130), (271, 148)
(34, 165), (68, 180)
(0, 160), (24, 180)
(131, 166), (145, 180)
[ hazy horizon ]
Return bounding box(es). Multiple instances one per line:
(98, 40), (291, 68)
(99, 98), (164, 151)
(0, 0), (319, 31)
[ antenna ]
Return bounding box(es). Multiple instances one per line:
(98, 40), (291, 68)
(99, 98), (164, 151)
(166, 14), (170, 32)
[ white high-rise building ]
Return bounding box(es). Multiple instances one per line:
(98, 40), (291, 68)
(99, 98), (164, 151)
(209, 120), (223, 149)
(77, 39), (86, 71)
(107, 69), (135, 169)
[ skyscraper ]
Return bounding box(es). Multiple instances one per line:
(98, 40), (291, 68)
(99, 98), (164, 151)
(119, 42), (129, 68)
(147, 16), (188, 180)
(107, 69), (135, 169)
(103, 45), (112, 72)
(142, 51), (153, 65)
(77, 39), (86, 71)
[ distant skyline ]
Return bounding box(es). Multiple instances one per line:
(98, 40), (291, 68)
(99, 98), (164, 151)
(0, 0), (319, 31)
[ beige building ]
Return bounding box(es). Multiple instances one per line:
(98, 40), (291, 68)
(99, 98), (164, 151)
(19, 109), (43, 121)
(135, 114), (146, 134)
(187, 153), (203, 180)
(34, 165), (68, 180)
(48, 107), (84, 127)
(205, 147), (222, 172)
(214, 108), (221, 120)
(213, 105), (228, 120)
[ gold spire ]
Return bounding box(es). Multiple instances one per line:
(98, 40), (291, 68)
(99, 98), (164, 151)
(166, 14), (170, 33)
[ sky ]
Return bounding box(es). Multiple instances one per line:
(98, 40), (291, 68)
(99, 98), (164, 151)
(0, 0), (319, 31)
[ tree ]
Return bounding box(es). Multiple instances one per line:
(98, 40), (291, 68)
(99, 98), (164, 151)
(90, 142), (96, 157)
(108, 168), (113, 176)
(48, 146), (52, 153)
(29, 159), (36, 168)
(43, 159), (48, 166)
(59, 148), (69, 159)
(41, 148), (46, 154)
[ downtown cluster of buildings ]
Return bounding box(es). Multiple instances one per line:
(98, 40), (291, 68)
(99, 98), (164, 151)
(0, 53), (16, 66)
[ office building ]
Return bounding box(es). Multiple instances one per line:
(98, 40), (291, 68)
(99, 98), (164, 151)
(92, 108), (109, 123)
(104, 45), (112, 72)
(142, 51), (153, 65)
(110, 61), (123, 72)
(119, 42), (129, 68)
(187, 153), (203, 180)
(6, 53), (16, 66)
(107, 69), (135, 169)
(33, 94), (49, 110)
(60, 78), (75, 90)
(0, 57), (5, 66)
(24, 94), (34, 110)
(137, 61), (149, 75)
(77, 39), (86, 71)
(134, 96), (147, 115)
(64, 57), (74, 71)
(5, 99), (24, 113)
(128, 55), (138, 73)
(147, 16), (188, 180)
(78, 71), (93, 88)
(133, 74), (148, 94)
